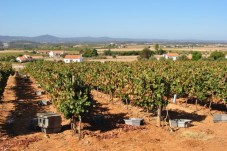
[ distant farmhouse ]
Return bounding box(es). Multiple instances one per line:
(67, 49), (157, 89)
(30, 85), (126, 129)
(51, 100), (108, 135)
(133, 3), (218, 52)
(163, 53), (179, 61)
(37, 50), (49, 55)
(49, 50), (65, 57)
(63, 55), (83, 63)
(16, 55), (33, 63)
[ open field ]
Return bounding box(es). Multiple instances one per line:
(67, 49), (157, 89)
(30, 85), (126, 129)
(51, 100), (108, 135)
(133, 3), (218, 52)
(87, 56), (138, 62)
(97, 44), (227, 53)
(0, 52), (26, 57)
(161, 45), (227, 52)
(2, 44), (227, 55)
(0, 50), (42, 57)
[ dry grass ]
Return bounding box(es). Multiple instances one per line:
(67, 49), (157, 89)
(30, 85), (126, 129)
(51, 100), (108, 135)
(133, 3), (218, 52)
(163, 47), (227, 52)
(181, 131), (214, 140)
(88, 56), (138, 62)
(0, 50), (26, 52)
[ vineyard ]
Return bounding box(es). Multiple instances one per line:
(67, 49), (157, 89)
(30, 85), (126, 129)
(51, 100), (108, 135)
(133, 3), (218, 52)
(23, 61), (227, 127)
(0, 60), (226, 150)
(0, 63), (13, 97)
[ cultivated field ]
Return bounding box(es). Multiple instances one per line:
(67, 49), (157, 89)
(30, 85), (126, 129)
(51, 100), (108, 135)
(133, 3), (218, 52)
(97, 44), (227, 53)
(0, 61), (227, 151)
(2, 44), (227, 56)
(1, 73), (227, 151)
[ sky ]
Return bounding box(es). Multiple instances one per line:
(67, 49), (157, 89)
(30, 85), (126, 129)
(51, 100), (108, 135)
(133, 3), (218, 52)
(0, 0), (227, 40)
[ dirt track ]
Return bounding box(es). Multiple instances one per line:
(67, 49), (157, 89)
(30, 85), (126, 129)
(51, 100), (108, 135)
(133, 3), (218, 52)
(1, 75), (227, 151)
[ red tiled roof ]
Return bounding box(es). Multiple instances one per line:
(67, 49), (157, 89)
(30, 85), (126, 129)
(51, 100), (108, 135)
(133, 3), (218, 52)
(166, 53), (179, 57)
(18, 56), (28, 61)
(64, 55), (81, 59)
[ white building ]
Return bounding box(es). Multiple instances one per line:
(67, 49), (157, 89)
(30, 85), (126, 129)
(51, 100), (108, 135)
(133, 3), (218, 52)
(49, 50), (65, 58)
(163, 53), (179, 61)
(63, 55), (83, 63)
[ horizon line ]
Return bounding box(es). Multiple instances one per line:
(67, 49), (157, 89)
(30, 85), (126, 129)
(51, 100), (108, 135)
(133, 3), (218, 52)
(1, 34), (227, 42)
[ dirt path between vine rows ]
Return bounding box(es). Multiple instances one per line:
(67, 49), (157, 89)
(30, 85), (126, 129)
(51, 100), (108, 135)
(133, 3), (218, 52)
(1, 75), (227, 151)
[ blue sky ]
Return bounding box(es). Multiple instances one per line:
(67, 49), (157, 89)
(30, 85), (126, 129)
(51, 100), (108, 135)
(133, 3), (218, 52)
(1, 0), (227, 40)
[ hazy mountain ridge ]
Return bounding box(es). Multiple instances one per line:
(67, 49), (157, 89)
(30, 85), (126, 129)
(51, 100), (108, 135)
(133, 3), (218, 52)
(0, 35), (227, 43)
(0, 35), (147, 43)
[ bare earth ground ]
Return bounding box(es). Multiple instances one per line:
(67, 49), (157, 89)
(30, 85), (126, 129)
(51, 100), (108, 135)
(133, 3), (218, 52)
(1, 75), (227, 151)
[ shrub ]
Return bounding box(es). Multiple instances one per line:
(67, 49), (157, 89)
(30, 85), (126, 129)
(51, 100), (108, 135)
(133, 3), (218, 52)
(192, 51), (202, 61)
(209, 51), (225, 60)
(139, 47), (154, 59)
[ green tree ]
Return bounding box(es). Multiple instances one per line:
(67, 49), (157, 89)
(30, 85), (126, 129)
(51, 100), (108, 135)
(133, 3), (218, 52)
(154, 44), (159, 51)
(139, 47), (154, 59)
(157, 49), (166, 55)
(103, 49), (112, 56)
(82, 48), (99, 57)
(209, 51), (225, 60)
(192, 51), (202, 61)
(91, 48), (98, 56)
(154, 44), (166, 55)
